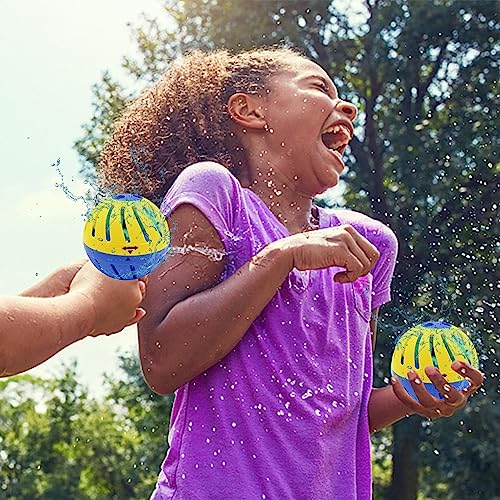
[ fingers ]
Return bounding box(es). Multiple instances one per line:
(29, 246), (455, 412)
(334, 253), (367, 283)
(391, 362), (485, 421)
(73, 259), (89, 270)
(391, 375), (443, 419)
(425, 366), (465, 410)
(67, 259), (90, 279)
(451, 360), (484, 395)
(342, 225), (380, 272)
(408, 370), (440, 408)
(330, 225), (379, 283)
(90, 308), (146, 337)
(127, 307), (146, 326)
(390, 376), (421, 411)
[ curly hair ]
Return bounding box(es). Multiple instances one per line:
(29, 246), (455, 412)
(98, 47), (306, 205)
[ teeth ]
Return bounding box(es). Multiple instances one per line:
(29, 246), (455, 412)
(323, 123), (352, 138)
(322, 123), (352, 151)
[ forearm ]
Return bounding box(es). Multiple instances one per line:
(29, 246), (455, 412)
(140, 243), (292, 394)
(0, 293), (93, 377)
(368, 385), (415, 432)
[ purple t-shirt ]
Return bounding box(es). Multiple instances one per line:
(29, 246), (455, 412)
(152, 162), (398, 500)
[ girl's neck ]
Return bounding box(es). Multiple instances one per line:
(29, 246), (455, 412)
(243, 169), (316, 234)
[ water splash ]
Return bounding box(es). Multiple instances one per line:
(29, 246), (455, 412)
(167, 244), (226, 261)
(51, 158), (117, 218)
(52, 158), (229, 265)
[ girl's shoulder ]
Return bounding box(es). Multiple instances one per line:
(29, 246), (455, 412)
(160, 162), (245, 244)
(162, 161), (244, 215)
(171, 161), (240, 192)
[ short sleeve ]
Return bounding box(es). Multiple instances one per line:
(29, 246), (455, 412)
(159, 162), (243, 252)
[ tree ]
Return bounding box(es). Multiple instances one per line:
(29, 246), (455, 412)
(0, 358), (172, 499)
(75, 1), (499, 498)
(104, 352), (174, 498)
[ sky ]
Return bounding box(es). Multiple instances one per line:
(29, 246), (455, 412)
(0, 0), (168, 396)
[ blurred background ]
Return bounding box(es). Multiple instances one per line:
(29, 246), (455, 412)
(1, 1), (498, 498)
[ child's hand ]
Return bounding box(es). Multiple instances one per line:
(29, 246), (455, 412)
(68, 262), (147, 337)
(390, 361), (484, 419)
(276, 225), (380, 282)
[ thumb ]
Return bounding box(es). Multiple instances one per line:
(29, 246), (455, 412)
(125, 308), (147, 327)
(138, 280), (147, 298)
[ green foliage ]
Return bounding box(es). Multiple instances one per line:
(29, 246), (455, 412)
(74, 72), (132, 185)
(104, 352), (174, 496)
(0, 358), (172, 499)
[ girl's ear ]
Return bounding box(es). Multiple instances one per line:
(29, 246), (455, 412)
(227, 93), (267, 130)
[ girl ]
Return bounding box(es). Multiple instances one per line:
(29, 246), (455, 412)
(99, 48), (483, 499)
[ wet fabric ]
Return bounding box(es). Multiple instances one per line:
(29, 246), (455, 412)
(151, 162), (398, 500)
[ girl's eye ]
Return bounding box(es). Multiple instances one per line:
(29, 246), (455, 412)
(315, 83), (329, 94)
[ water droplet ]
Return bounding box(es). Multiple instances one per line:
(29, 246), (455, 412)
(301, 389), (313, 399)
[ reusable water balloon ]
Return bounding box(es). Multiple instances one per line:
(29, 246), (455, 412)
(391, 321), (479, 401)
(83, 194), (170, 280)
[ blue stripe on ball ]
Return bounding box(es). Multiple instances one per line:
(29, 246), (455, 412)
(84, 244), (168, 280)
(395, 375), (470, 401)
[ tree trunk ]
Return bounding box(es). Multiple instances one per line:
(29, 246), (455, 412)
(389, 417), (420, 500)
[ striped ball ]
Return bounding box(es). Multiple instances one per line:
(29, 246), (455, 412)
(83, 194), (170, 280)
(391, 321), (479, 401)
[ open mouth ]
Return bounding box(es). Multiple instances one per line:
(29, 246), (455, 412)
(320, 124), (352, 157)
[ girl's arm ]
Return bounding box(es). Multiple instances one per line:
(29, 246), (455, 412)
(368, 308), (413, 432)
(138, 204), (293, 395)
(368, 386), (415, 432)
(138, 204), (379, 395)
(0, 262), (146, 377)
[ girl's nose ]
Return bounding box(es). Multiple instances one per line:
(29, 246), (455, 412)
(337, 100), (357, 121)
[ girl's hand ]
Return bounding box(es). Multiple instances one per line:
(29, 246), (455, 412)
(275, 224), (380, 283)
(69, 262), (147, 337)
(390, 361), (484, 419)
(19, 260), (87, 298)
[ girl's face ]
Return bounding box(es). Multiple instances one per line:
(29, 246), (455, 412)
(261, 58), (357, 195)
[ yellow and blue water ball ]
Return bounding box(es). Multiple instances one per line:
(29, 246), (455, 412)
(83, 194), (170, 280)
(391, 321), (479, 401)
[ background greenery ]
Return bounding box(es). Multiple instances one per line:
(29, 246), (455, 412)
(1, 1), (498, 498)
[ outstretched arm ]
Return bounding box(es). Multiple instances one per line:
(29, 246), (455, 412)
(0, 292), (94, 377)
(1, 262), (146, 377)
